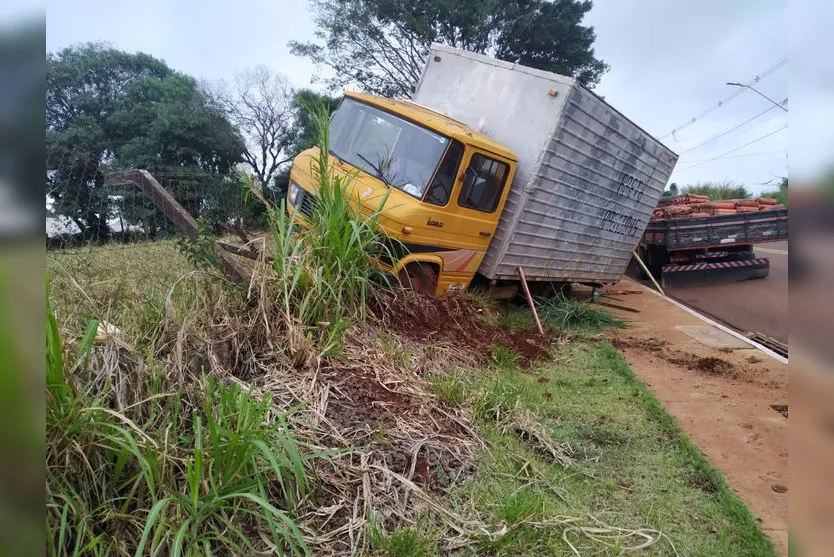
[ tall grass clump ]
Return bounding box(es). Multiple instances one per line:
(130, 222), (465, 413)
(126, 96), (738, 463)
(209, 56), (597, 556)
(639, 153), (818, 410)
(46, 278), (322, 556)
(535, 293), (625, 330)
(254, 99), (398, 354)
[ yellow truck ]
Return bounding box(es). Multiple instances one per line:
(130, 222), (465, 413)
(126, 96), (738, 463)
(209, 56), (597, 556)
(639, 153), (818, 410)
(287, 45), (677, 297)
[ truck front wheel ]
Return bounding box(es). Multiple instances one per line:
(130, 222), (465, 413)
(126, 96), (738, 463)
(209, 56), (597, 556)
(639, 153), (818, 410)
(398, 262), (439, 295)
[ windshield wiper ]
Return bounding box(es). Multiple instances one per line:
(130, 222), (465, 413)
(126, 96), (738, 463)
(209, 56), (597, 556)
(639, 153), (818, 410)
(356, 153), (391, 187)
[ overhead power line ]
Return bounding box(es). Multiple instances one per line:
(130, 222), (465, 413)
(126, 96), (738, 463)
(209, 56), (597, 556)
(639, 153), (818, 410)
(681, 149), (787, 164)
(659, 57), (787, 141)
(679, 98), (788, 155)
(674, 124), (788, 172)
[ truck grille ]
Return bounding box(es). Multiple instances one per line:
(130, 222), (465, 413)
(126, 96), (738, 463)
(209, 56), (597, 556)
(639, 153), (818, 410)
(298, 190), (318, 218)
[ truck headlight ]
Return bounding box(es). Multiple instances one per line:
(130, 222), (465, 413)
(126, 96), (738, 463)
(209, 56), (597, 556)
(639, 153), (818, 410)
(288, 181), (303, 205)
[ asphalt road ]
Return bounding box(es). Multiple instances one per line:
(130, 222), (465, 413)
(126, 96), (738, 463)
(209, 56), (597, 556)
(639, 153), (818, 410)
(663, 240), (788, 344)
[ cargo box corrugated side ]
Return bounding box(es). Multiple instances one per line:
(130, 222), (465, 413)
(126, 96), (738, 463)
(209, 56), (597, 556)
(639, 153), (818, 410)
(414, 44), (679, 283)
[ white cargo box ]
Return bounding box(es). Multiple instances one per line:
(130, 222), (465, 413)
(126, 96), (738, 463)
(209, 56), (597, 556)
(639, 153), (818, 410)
(414, 44), (678, 283)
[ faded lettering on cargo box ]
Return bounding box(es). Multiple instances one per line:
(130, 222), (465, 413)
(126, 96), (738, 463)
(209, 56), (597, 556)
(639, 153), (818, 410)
(616, 173), (648, 203)
(602, 209), (643, 237)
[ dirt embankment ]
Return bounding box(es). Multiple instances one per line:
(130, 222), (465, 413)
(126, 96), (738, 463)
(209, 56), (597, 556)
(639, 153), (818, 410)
(373, 291), (553, 367)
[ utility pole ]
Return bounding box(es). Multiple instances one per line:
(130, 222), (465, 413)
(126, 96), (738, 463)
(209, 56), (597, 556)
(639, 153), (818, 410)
(726, 82), (788, 112)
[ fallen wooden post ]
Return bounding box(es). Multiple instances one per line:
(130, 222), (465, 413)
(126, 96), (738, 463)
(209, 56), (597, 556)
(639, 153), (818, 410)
(517, 266), (545, 335)
(217, 240), (273, 262)
(105, 170), (250, 283)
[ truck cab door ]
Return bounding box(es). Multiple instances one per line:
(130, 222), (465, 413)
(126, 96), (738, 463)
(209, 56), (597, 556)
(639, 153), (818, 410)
(448, 149), (514, 248)
(418, 143), (511, 251)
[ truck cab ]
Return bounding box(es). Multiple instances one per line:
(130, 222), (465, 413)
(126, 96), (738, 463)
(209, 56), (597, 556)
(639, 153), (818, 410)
(287, 92), (518, 295)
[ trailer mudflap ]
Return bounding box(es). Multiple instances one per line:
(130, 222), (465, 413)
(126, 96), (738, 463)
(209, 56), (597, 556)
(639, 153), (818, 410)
(661, 258), (770, 288)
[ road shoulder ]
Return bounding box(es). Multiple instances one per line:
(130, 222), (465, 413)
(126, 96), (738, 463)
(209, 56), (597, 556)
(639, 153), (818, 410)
(602, 278), (789, 556)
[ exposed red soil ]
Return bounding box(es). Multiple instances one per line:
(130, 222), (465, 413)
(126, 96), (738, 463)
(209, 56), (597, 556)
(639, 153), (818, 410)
(611, 336), (750, 380)
(373, 292), (552, 367)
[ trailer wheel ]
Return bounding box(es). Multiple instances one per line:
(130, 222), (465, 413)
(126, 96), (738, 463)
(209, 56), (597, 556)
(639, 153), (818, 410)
(646, 246), (668, 279)
(398, 262), (438, 295)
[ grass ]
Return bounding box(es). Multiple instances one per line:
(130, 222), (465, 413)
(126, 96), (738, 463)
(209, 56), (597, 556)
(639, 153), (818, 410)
(370, 522), (439, 557)
(435, 340), (776, 556)
(426, 371), (466, 408)
(46, 239), (776, 555)
(46, 240), (194, 335)
(45, 97), (395, 555)
(46, 281), (323, 555)
(248, 98), (396, 357)
(535, 293), (626, 329)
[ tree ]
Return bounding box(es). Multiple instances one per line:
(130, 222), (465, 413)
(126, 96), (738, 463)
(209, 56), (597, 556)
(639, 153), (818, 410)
(47, 43), (245, 239)
(290, 0), (608, 99)
(47, 44), (172, 238)
(204, 67), (296, 189)
(495, 1), (607, 86)
(662, 182), (679, 197)
(272, 89), (341, 199)
(111, 73), (246, 234)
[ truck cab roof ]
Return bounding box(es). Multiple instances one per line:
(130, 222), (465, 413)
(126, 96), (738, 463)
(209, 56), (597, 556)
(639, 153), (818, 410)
(344, 92), (518, 162)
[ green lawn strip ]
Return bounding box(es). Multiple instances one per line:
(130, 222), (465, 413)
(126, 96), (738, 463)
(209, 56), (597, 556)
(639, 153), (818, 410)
(429, 340), (776, 557)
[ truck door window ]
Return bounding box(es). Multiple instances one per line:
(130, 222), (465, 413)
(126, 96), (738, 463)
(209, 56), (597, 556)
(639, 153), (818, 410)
(424, 140), (464, 206)
(458, 154), (509, 213)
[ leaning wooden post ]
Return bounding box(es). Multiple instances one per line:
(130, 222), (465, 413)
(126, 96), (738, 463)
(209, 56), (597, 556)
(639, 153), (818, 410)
(631, 250), (665, 297)
(104, 170), (250, 284)
(517, 266), (545, 335)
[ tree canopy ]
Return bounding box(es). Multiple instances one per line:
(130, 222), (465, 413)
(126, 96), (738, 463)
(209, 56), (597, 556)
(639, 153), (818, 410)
(290, 0), (608, 98)
(47, 43), (245, 239)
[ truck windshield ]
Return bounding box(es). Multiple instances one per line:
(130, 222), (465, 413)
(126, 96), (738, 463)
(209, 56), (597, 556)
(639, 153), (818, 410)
(329, 98), (449, 199)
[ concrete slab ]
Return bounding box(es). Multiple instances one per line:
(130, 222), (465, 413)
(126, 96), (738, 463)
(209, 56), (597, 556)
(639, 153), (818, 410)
(674, 325), (754, 350)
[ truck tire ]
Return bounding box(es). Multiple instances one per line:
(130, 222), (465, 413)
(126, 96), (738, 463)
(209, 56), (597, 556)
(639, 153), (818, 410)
(533, 281), (570, 299)
(398, 262), (439, 295)
(647, 246), (668, 279)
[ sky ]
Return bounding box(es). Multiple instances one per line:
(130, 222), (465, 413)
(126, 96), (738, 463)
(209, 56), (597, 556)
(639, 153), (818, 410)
(39, 0), (825, 194)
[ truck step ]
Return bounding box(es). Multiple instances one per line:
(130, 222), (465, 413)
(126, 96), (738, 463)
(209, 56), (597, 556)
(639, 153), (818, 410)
(661, 258), (769, 287)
